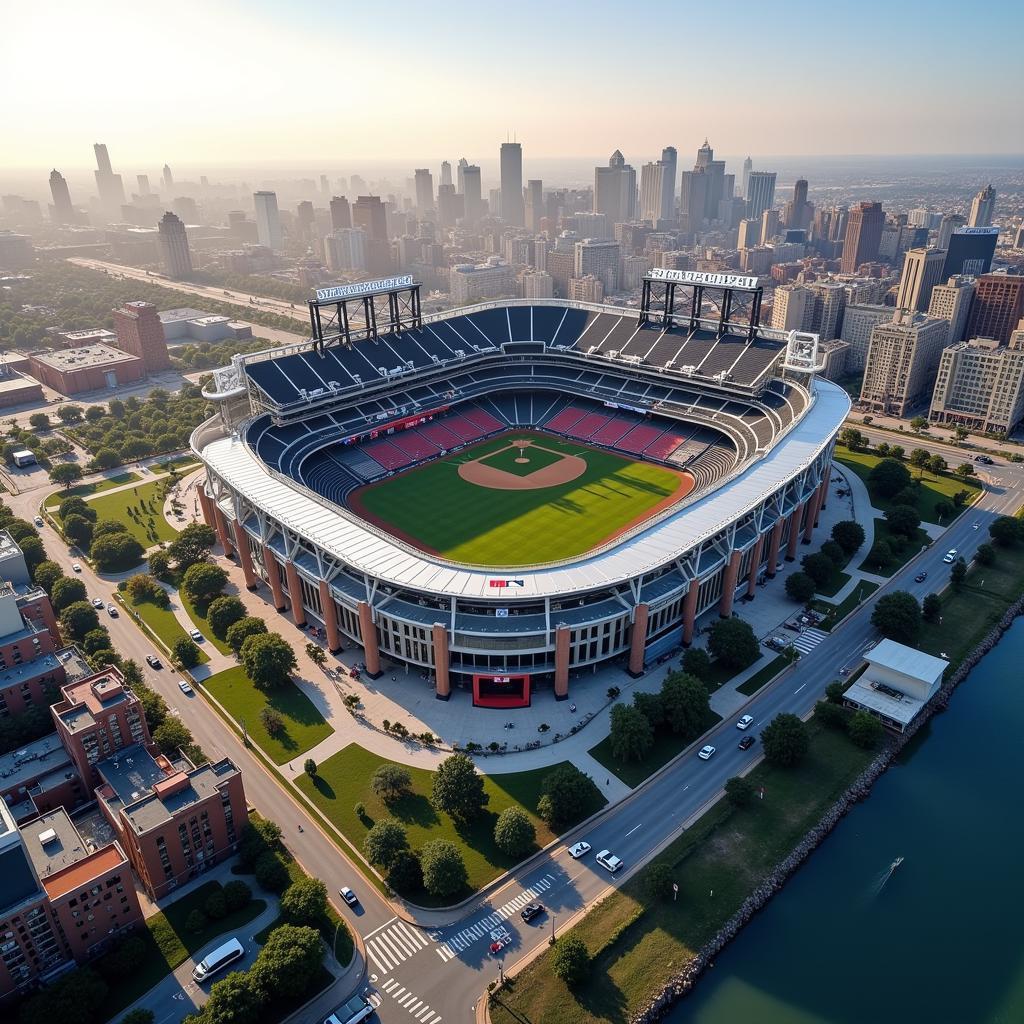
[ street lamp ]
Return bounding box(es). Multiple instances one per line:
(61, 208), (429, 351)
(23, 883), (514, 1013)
(550, 913), (556, 944)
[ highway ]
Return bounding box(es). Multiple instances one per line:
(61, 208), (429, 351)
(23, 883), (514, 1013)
(13, 434), (1024, 1024)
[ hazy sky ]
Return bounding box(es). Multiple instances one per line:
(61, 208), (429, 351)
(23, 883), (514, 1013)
(4, 0), (1023, 172)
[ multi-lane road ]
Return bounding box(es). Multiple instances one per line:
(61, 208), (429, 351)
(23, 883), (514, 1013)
(14, 434), (1024, 1024)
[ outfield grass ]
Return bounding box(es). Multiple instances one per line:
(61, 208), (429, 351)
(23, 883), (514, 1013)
(295, 745), (605, 903)
(490, 725), (874, 1024)
(350, 432), (689, 566)
(121, 595), (209, 663)
(204, 666), (331, 764)
(44, 471), (139, 507)
(87, 478), (179, 548)
(835, 444), (981, 524)
(858, 519), (930, 576)
(588, 709), (722, 789)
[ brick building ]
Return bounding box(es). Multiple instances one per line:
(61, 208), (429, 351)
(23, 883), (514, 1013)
(27, 345), (144, 396)
(111, 301), (171, 373)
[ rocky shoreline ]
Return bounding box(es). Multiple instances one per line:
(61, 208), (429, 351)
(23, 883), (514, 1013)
(632, 592), (1024, 1024)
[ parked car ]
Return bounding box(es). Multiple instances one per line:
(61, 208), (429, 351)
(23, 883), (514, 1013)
(520, 903), (544, 923)
(568, 841), (591, 859)
(72, 563), (82, 572)
(189, 628), (204, 642)
(178, 679), (194, 695)
(339, 886), (358, 906)
(736, 715), (754, 730)
(595, 850), (623, 873)
(698, 745), (716, 760)
(943, 548), (958, 564)
(739, 736), (756, 751)
(33, 516), (44, 527)
(489, 940), (505, 955)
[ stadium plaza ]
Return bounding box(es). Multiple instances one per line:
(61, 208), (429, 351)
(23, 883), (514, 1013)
(191, 293), (848, 715)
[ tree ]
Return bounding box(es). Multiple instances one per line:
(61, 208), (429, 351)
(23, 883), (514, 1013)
(871, 591), (921, 644)
(934, 500), (955, 522)
(386, 850), (423, 894)
(537, 764), (601, 828)
(681, 646), (711, 681)
(922, 593), (942, 623)
(82, 627), (112, 655)
(172, 636), (201, 668)
(60, 600), (100, 640)
(169, 522), (217, 569)
(551, 934), (590, 986)
(57, 404), (84, 424)
(29, 412), (51, 430)
(868, 457), (911, 498)
(848, 710), (885, 749)
(280, 877), (328, 926)
(707, 616), (759, 670)
(815, 699), (852, 730)
(259, 707), (284, 737)
(885, 503), (921, 540)
(909, 447), (930, 475)
(954, 462), (975, 479)
(49, 462), (84, 489)
(927, 454), (947, 476)
(254, 851), (290, 893)
(207, 595), (247, 638)
(120, 1011), (155, 1024)
(832, 521), (866, 556)
(148, 548), (171, 578)
(32, 560), (64, 593)
(989, 515), (1022, 547)
(660, 670), (710, 738)
(953, 425), (969, 441)
(61, 513), (93, 549)
(238, 818), (282, 868)
(92, 532), (144, 571)
(825, 681), (847, 704)
(432, 752), (488, 822)
(493, 805), (536, 857)
(838, 427), (865, 450)
(889, 445), (906, 461)
(724, 775), (755, 807)
(204, 890), (227, 920)
(50, 575), (87, 611)
(181, 561), (228, 604)
(371, 763), (413, 803)
(223, 880), (252, 912)
(976, 542), (995, 566)
(153, 718), (192, 756)
(363, 819), (409, 870)
(868, 538), (892, 570)
(950, 557), (968, 589)
(227, 615), (268, 654)
(303, 757), (317, 778)
(241, 632), (297, 689)
(197, 968), (265, 1024)
(305, 641), (327, 668)
(19, 536), (46, 577)
(609, 703), (654, 762)
(801, 552), (834, 586)
(820, 539), (846, 566)
(185, 909), (207, 934)
(632, 689), (664, 729)
(126, 573), (169, 607)
(250, 923), (324, 1000)
(16, 966), (108, 1024)
(85, 404), (106, 422)
(761, 712), (810, 767)
(643, 862), (675, 901)
(909, 415), (929, 432)
(420, 839), (468, 898)
(785, 571), (816, 603)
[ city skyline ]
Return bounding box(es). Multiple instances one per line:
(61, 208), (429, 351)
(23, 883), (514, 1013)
(4, 0), (1023, 169)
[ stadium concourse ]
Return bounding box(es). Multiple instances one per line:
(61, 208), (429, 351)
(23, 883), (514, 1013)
(192, 290), (848, 709)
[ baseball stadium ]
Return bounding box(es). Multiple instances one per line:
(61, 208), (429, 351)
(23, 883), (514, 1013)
(192, 271), (848, 707)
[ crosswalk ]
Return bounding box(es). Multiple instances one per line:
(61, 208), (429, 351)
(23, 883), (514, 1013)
(436, 874), (554, 962)
(364, 919), (432, 975)
(379, 978), (442, 1022)
(790, 627), (828, 655)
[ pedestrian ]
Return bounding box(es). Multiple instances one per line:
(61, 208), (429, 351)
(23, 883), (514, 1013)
(606, 778), (609, 786)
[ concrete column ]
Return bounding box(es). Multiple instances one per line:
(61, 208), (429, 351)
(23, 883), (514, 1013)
(198, 489), (216, 529)
(432, 623), (450, 700)
(786, 503), (804, 560)
(232, 520), (258, 591)
(718, 550), (743, 618)
(628, 603), (649, 677)
(746, 534), (765, 598)
(262, 545), (285, 611)
(819, 466), (831, 511)
(358, 601), (381, 678)
(318, 580), (341, 653)
(554, 625), (570, 700)
(766, 518), (785, 578)
(284, 561), (305, 627)
(681, 581), (700, 647)
(804, 487), (824, 543)
(213, 507), (233, 558)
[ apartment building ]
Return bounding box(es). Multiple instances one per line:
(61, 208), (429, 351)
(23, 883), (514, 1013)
(860, 310), (950, 416)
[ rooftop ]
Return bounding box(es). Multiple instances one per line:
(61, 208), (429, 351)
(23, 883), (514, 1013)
(0, 732), (71, 792)
(844, 679), (926, 728)
(865, 639), (947, 686)
(54, 671), (132, 734)
(31, 344), (141, 373)
(60, 328), (117, 342)
(159, 307), (208, 324)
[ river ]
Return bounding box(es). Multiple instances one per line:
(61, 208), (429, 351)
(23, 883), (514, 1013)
(673, 617), (1024, 1024)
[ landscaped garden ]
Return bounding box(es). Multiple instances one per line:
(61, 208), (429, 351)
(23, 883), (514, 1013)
(43, 471), (139, 507)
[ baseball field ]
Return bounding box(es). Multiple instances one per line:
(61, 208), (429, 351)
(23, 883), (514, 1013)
(348, 431), (693, 566)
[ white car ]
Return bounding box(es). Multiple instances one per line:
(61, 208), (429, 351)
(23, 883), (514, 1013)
(106, 603), (118, 617)
(189, 628), (204, 642)
(736, 715), (754, 731)
(698, 745), (716, 760)
(943, 548), (958, 564)
(595, 849), (623, 873)
(339, 886), (358, 906)
(568, 841), (591, 859)
(178, 679), (194, 695)
(72, 563), (82, 573)
(91, 597), (104, 608)
(33, 516), (44, 527)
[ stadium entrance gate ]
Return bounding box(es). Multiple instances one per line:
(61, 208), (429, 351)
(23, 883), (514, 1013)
(473, 674), (531, 709)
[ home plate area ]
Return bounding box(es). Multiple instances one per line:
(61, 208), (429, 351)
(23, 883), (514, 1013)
(457, 438), (588, 490)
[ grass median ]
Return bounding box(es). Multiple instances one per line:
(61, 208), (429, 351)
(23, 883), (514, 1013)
(120, 594), (210, 664)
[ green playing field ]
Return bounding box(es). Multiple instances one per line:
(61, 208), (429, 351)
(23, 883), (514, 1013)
(349, 432), (691, 566)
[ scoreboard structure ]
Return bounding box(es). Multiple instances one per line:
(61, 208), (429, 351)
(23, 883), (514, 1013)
(640, 267), (764, 341)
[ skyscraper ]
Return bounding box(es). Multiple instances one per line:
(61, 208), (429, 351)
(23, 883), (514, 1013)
(741, 156), (753, 199)
(111, 302), (171, 373)
(456, 158), (469, 195)
(968, 184), (996, 227)
(896, 247), (947, 312)
(323, 228), (366, 272)
(329, 196), (351, 231)
(860, 310), (950, 415)
(927, 276), (975, 345)
(157, 211), (192, 278)
(694, 139), (725, 222)
(136, 174), (151, 196)
(526, 180), (543, 233)
(353, 195), (388, 242)
(744, 171), (777, 221)
(784, 178), (810, 231)
(679, 169), (708, 229)
(253, 191), (283, 251)
(48, 170), (74, 224)
(661, 147), (677, 221)
(965, 274), (1024, 345)
(462, 166), (483, 224)
(937, 214), (966, 251)
(574, 239), (620, 293)
(942, 227), (998, 279)
(840, 201), (885, 274)
(162, 164), (173, 192)
(594, 151), (636, 225)
(414, 169), (434, 212)
(440, 161), (453, 189)
(93, 143), (125, 215)
(500, 142), (524, 227)
(639, 162), (666, 223)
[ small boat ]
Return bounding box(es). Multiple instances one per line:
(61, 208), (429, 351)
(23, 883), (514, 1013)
(890, 856), (904, 873)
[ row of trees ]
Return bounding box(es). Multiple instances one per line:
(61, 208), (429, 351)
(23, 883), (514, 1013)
(608, 670), (711, 763)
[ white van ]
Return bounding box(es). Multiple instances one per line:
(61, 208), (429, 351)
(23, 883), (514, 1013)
(596, 849), (623, 873)
(323, 993), (375, 1024)
(191, 937), (244, 982)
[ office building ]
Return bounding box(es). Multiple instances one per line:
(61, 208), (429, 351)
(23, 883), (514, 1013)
(568, 274), (604, 303)
(640, 162), (668, 224)
(879, 223), (928, 264)
(93, 143), (125, 216)
(968, 184), (996, 227)
(840, 304), (894, 371)
(574, 239), (620, 293)
(323, 228), (366, 272)
(744, 171), (776, 221)
(440, 161), (452, 189)
(965, 274), (1024, 345)
(329, 196), (351, 231)
(806, 281), (847, 341)
(156, 212), (192, 279)
(547, 250), (575, 298)
(111, 302), (171, 374)
(565, 212), (611, 240)
(414, 169), (434, 212)
(456, 158), (468, 195)
(783, 178), (810, 231)
(941, 227), (998, 279)
(594, 151), (636, 226)
(48, 170), (74, 224)
(927, 276), (975, 345)
(736, 218), (760, 250)
(770, 284), (814, 332)
(461, 165), (483, 225)
(522, 271), (554, 299)
(741, 156), (752, 199)
(171, 197), (198, 225)
(0, 232), (33, 271)
(860, 310), (950, 415)
(937, 214), (966, 251)
(526, 179), (544, 233)
(896, 247), (946, 312)
(162, 164), (173, 192)
(679, 169), (707, 229)
(352, 196), (388, 242)
(451, 259), (516, 304)
(1015, 224), (1024, 249)
(500, 142), (524, 227)
(621, 255), (651, 291)
(28, 346), (144, 395)
(841, 201), (885, 274)
(760, 209), (780, 244)
(661, 147), (677, 220)
(930, 336), (1024, 434)
(253, 191), (283, 251)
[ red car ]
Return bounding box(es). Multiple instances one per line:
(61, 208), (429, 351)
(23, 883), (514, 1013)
(489, 941), (504, 955)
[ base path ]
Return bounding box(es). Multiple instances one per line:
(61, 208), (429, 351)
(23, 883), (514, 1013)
(458, 437), (588, 490)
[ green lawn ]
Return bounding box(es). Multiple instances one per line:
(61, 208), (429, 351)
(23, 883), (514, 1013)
(204, 666), (331, 764)
(814, 579), (880, 631)
(86, 478), (180, 548)
(588, 709), (722, 789)
(121, 595), (209, 663)
(858, 519), (930, 577)
(296, 745), (605, 903)
(96, 880), (265, 1021)
(491, 725), (874, 1024)
(816, 567), (851, 597)
(736, 654), (790, 696)
(179, 588), (234, 655)
(835, 444), (981, 524)
(44, 471), (140, 507)
(349, 432), (689, 566)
